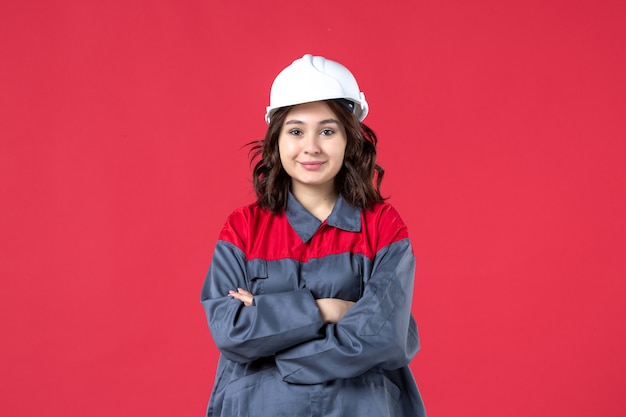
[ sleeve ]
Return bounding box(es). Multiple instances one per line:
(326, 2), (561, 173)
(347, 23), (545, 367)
(273, 211), (420, 384)
(200, 212), (325, 364)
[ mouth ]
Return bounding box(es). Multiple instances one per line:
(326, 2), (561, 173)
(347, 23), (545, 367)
(299, 161), (326, 171)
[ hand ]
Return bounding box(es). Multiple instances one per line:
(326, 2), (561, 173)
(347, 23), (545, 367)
(228, 288), (254, 306)
(315, 298), (356, 324)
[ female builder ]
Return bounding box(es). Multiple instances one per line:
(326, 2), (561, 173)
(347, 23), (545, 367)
(200, 54), (426, 417)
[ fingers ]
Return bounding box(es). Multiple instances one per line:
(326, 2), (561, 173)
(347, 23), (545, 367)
(228, 288), (253, 306)
(229, 288), (252, 297)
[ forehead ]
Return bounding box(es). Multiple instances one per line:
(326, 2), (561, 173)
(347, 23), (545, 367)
(284, 101), (339, 123)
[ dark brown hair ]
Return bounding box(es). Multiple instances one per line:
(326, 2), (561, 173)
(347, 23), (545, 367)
(249, 100), (385, 213)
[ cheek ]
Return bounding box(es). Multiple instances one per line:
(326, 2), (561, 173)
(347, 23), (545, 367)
(277, 141), (288, 163)
(334, 141), (347, 163)
(277, 140), (296, 171)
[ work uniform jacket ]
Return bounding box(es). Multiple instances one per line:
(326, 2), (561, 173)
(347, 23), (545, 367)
(201, 193), (426, 417)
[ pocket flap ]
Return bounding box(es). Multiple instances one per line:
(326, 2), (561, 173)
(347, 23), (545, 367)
(246, 259), (267, 280)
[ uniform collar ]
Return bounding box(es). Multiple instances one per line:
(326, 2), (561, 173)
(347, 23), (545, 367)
(286, 192), (362, 242)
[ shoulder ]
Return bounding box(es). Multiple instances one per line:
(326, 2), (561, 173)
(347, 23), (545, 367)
(218, 203), (271, 244)
(223, 201), (268, 224)
(218, 202), (280, 249)
(362, 201), (410, 249)
(364, 201), (409, 229)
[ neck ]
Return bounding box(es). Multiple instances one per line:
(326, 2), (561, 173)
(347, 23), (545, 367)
(291, 183), (338, 221)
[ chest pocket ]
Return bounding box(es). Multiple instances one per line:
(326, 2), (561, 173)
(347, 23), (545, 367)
(246, 258), (301, 296)
(301, 253), (364, 301)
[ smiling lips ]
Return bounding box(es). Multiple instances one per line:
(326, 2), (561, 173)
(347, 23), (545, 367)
(299, 161), (326, 171)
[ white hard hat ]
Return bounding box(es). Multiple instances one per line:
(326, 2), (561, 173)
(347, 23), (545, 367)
(265, 54), (369, 124)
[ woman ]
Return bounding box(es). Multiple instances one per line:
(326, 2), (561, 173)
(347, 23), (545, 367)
(201, 54), (426, 417)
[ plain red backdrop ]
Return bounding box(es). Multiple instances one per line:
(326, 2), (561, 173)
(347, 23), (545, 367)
(1, 1), (625, 416)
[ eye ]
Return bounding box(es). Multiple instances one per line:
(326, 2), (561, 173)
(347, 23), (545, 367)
(321, 128), (335, 136)
(288, 128), (303, 136)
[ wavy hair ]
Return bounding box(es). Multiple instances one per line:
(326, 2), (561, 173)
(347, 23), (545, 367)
(249, 100), (385, 213)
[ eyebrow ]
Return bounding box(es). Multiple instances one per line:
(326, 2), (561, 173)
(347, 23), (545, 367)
(284, 118), (340, 126)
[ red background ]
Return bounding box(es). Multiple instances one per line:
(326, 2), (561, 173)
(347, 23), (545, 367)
(1, 1), (625, 416)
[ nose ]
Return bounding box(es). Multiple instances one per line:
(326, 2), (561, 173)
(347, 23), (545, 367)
(303, 134), (321, 155)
